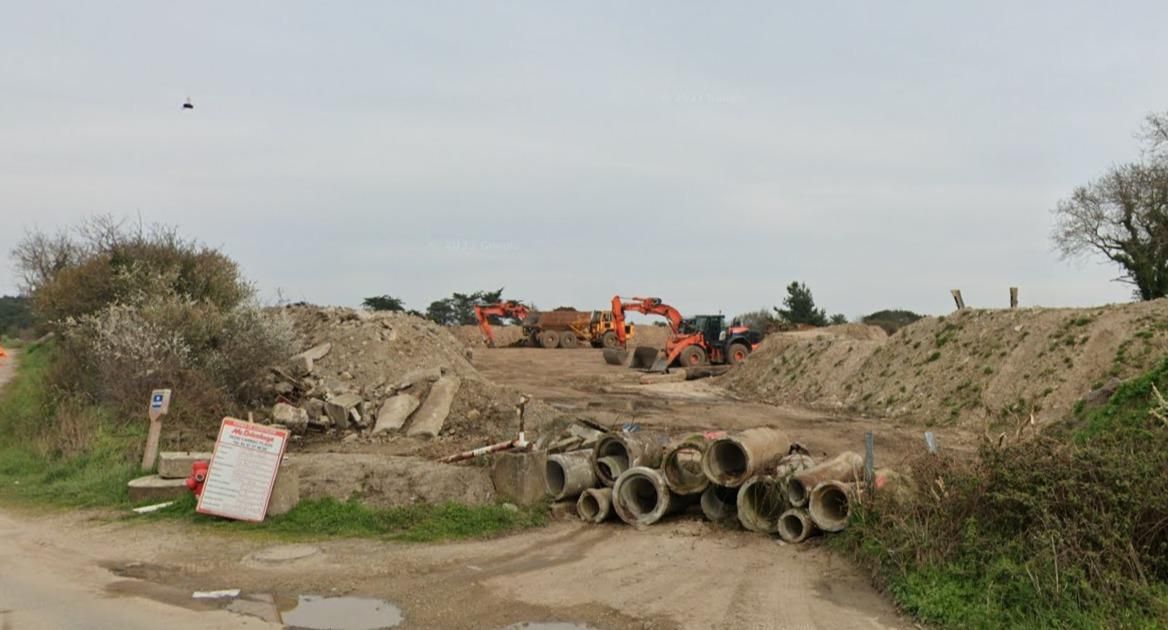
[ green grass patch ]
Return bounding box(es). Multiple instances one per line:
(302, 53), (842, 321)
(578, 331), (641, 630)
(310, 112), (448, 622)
(1077, 357), (1168, 441)
(147, 494), (546, 542)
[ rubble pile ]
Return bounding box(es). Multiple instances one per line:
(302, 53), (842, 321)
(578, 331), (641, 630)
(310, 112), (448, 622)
(260, 306), (556, 448)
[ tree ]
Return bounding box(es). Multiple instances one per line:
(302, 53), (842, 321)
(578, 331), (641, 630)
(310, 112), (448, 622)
(0, 296), (34, 336)
(774, 282), (828, 326)
(424, 288), (506, 325)
(1052, 112), (1168, 301)
(362, 295), (405, 311)
(862, 309), (923, 334)
(733, 308), (781, 332)
(829, 313), (848, 325)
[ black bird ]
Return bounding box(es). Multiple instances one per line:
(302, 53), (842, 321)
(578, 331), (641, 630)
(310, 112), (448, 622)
(182, 97), (194, 110)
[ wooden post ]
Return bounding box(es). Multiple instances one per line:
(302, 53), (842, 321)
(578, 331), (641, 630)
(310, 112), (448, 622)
(141, 389), (172, 472)
(1010, 287), (1019, 309)
(950, 289), (966, 310)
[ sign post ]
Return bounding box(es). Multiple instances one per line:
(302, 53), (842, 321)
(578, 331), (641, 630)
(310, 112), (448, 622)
(141, 389), (172, 471)
(197, 418), (289, 522)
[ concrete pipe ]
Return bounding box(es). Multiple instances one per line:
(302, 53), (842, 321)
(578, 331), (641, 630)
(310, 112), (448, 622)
(774, 453), (816, 479)
(701, 427), (791, 488)
(662, 432), (726, 495)
(808, 481), (860, 532)
(777, 508), (817, 543)
(592, 431), (670, 486)
(577, 487), (614, 523)
(786, 451), (863, 507)
(612, 466), (688, 527)
(545, 450), (597, 500)
(700, 484), (739, 523)
(736, 475), (787, 534)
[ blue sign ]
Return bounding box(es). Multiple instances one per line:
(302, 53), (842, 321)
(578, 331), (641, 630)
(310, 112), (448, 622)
(151, 394), (164, 408)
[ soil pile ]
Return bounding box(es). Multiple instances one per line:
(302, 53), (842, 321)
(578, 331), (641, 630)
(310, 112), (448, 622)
(452, 324), (528, 348)
(724, 300), (1168, 428)
(270, 306), (557, 449)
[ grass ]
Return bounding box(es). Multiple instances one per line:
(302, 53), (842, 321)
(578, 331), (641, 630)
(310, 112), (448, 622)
(0, 342), (548, 542)
(146, 494), (547, 542)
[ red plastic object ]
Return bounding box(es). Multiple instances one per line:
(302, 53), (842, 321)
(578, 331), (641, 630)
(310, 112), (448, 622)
(184, 460), (209, 496)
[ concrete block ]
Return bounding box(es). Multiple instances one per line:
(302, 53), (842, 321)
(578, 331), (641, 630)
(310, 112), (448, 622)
(127, 475), (189, 503)
(157, 451), (213, 479)
(406, 375), (460, 437)
(266, 463), (300, 518)
(372, 394), (420, 434)
(272, 402), (309, 434)
(490, 451), (548, 506)
(397, 366), (445, 390)
(325, 393), (363, 427)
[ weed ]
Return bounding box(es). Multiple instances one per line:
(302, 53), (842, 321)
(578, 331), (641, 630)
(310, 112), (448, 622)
(926, 351), (941, 363)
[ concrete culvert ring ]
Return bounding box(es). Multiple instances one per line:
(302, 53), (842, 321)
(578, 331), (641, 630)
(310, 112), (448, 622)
(777, 509), (815, 543)
(736, 476), (786, 533)
(612, 467), (678, 526)
(786, 478), (811, 507)
(663, 443), (708, 495)
(703, 439), (749, 486)
(545, 460), (567, 497)
(700, 484), (738, 522)
(808, 481), (855, 532)
(578, 492), (601, 521)
(592, 436), (631, 486)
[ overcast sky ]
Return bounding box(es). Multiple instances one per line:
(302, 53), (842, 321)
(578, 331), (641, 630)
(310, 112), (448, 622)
(4, 2), (1167, 319)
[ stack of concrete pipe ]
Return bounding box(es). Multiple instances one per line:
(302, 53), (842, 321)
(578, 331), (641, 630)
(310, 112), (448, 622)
(556, 426), (888, 542)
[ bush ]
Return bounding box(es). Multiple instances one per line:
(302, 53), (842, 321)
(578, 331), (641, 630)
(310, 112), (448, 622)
(862, 309), (924, 334)
(840, 366), (1168, 628)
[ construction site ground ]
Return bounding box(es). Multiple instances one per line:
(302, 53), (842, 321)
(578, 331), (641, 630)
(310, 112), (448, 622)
(0, 346), (923, 630)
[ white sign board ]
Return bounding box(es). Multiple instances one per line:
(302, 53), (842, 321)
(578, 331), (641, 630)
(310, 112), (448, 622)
(196, 418), (289, 522)
(148, 389), (172, 421)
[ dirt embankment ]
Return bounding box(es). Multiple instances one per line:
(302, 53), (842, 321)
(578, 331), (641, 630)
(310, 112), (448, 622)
(724, 300), (1168, 429)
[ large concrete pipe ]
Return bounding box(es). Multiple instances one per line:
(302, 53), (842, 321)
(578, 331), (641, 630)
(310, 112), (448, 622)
(736, 475), (787, 534)
(545, 450), (597, 500)
(774, 453), (815, 479)
(612, 466), (688, 527)
(701, 427), (791, 488)
(808, 481), (860, 532)
(700, 484), (738, 523)
(777, 508), (816, 543)
(592, 431), (670, 486)
(662, 432), (726, 495)
(577, 487), (614, 523)
(786, 451), (863, 507)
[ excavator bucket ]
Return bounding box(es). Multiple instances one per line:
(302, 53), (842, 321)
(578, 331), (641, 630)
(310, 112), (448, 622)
(602, 348), (629, 366)
(629, 346), (667, 371)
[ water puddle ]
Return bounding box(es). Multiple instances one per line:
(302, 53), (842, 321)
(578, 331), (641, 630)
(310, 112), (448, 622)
(281, 595), (403, 629)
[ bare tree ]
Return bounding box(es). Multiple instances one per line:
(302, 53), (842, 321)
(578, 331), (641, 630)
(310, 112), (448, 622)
(1052, 114), (1168, 301)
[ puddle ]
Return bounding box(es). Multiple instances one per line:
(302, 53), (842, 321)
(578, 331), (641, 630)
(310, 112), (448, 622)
(280, 595), (403, 629)
(502, 624), (598, 630)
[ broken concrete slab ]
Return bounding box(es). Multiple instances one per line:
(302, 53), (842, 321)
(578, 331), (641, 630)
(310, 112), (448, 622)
(372, 394), (421, 435)
(298, 342), (333, 362)
(272, 402), (310, 434)
(127, 475), (189, 503)
(157, 451), (213, 480)
(405, 375), (460, 437)
(266, 463), (300, 518)
(396, 366), (445, 391)
(324, 393), (364, 427)
(490, 451), (548, 505)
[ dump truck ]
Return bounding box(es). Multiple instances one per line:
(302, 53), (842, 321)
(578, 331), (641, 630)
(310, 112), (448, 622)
(526, 308), (633, 349)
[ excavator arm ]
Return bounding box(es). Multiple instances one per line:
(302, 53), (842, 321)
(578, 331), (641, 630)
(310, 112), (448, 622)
(610, 296), (684, 345)
(473, 301), (532, 347)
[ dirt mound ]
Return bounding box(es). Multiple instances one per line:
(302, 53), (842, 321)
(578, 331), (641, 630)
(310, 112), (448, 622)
(451, 324), (528, 348)
(724, 300), (1168, 429)
(273, 306), (557, 451)
(630, 325), (670, 349)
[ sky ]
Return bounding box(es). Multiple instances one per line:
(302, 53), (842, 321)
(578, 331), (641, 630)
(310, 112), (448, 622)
(3, 1), (1168, 320)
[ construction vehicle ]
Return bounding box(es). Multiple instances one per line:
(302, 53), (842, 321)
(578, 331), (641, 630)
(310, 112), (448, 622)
(473, 301), (534, 348)
(604, 296), (763, 372)
(474, 302), (632, 349)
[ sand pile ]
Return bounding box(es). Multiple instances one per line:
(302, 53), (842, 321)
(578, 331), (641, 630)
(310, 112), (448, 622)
(724, 300), (1168, 428)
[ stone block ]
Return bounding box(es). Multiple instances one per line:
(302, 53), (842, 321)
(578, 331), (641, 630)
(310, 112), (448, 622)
(266, 462), (300, 518)
(127, 475), (189, 503)
(405, 375), (460, 437)
(157, 451), (213, 479)
(490, 451), (548, 506)
(372, 394), (420, 434)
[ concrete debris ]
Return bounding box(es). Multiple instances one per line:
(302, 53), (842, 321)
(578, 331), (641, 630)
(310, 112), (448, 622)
(405, 375), (461, 437)
(157, 451), (213, 479)
(491, 451), (548, 505)
(397, 366), (445, 391)
(324, 393), (364, 428)
(372, 394), (421, 434)
(272, 402), (310, 434)
(127, 475), (189, 503)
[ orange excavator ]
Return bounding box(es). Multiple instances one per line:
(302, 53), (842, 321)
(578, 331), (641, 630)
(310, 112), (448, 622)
(473, 301), (532, 348)
(606, 295), (763, 372)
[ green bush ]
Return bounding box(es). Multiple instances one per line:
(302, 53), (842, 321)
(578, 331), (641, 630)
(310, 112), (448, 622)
(863, 309), (924, 335)
(840, 363), (1168, 628)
